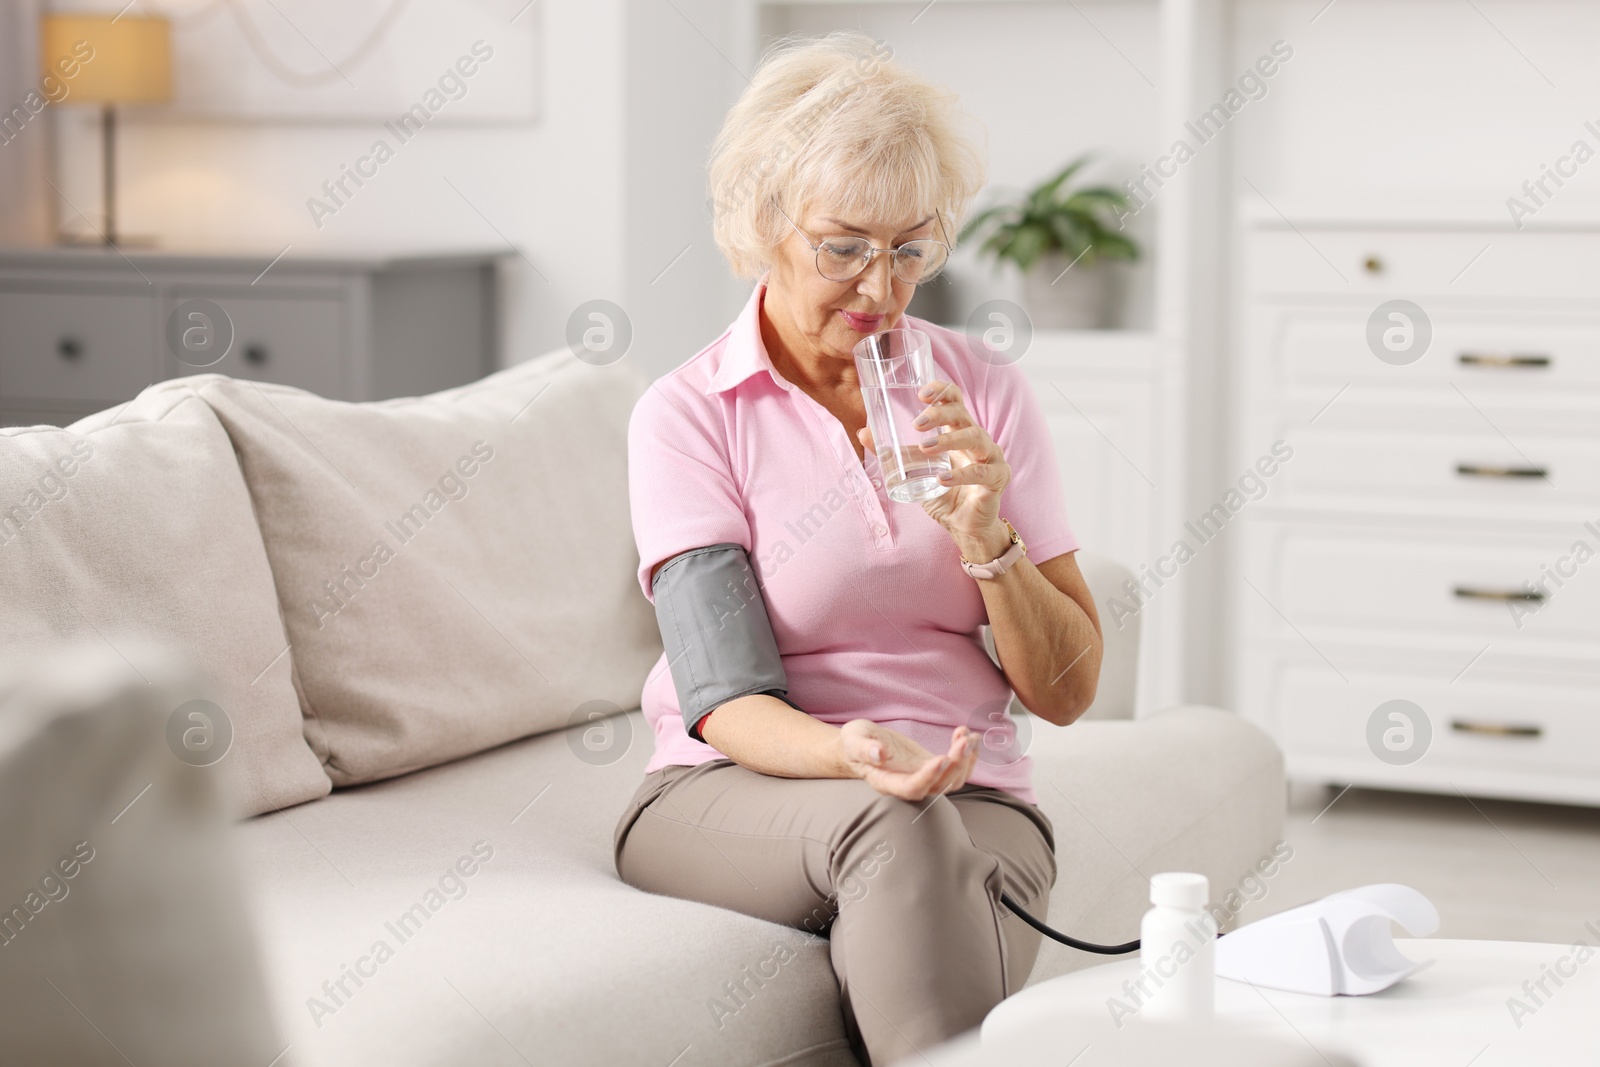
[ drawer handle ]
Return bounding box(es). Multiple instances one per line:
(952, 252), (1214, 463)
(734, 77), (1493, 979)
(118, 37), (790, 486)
(244, 344), (269, 366)
(1459, 352), (1551, 369)
(1453, 585), (1545, 603)
(1363, 255), (1383, 274)
(57, 337), (83, 360)
(1450, 719), (1543, 739)
(1456, 463), (1547, 479)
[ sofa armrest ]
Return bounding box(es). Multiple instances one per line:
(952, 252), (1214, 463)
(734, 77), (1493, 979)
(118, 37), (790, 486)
(1018, 705), (1287, 986)
(1069, 548), (1140, 720)
(983, 546), (1139, 722)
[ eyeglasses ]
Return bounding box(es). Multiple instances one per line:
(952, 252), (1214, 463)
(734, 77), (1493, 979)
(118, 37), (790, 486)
(777, 204), (952, 285)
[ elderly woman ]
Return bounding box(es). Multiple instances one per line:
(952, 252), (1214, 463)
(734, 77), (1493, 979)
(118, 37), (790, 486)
(612, 30), (1103, 1067)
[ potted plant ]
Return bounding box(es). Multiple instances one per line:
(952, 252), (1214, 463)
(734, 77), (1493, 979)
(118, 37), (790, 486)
(959, 154), (1139, 329)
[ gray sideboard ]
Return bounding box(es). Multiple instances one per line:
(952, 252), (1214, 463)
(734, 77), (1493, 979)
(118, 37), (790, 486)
(0, 247), (505, 427)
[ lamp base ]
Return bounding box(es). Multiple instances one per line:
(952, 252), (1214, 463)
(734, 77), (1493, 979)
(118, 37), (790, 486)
(53, 105), (160, 250)
(55, 231), (161, 249)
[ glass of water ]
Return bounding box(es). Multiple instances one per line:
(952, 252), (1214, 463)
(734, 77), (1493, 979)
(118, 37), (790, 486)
(853, 328), (952, 503)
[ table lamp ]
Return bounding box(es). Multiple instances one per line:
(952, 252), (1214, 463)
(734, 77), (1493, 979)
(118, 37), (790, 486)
(39, 14), (172, 246)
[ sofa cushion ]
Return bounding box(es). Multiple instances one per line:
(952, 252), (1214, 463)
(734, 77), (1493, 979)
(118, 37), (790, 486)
(0, 388), (331, 816)
(230, 704), (1285, 1066)
(188, 350), (663, 786)
(232, 710), (860, 1067)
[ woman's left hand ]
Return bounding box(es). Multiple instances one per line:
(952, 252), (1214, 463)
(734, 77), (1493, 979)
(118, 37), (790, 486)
(857, 378), (1012, 556)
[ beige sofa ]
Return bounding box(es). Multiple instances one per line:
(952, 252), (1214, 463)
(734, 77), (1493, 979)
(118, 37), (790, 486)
(0, 350), (1285, 1067)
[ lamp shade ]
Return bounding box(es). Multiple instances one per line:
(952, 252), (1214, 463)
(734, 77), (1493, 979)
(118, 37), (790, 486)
(40, 15), (172, 105)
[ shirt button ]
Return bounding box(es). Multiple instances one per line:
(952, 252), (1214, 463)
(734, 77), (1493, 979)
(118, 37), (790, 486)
(870, 477), (882, 489)
(872, 523), (887, 537)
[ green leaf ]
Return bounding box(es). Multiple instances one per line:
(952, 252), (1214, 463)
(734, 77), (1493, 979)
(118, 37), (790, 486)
(988, 228), (1019, 264)
(1062, 188), (1130, 214)
(1029, 154), (1093, 213)
(1094, 231), (1140, 261)
(958, 203), (1015, 244)
(1046, 213), (1089, 258)
(964, 154), (1142, 270)
(1004, 222), (1052, 271)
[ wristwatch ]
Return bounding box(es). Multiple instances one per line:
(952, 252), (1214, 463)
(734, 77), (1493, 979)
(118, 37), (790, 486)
(960, 518), (1026, 580)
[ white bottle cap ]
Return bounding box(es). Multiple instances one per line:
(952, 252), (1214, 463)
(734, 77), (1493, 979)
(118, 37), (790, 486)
(1150, 872), (1208, 909)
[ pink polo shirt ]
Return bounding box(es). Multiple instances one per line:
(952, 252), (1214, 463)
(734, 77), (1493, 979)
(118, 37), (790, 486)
(627, 275), (1079, 805)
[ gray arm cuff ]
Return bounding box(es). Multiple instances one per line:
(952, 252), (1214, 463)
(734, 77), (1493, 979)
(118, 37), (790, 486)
(650, 543), (793, 743)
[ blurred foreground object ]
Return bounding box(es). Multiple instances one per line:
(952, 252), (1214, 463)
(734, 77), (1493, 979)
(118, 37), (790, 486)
(0, 638), (287, 1066)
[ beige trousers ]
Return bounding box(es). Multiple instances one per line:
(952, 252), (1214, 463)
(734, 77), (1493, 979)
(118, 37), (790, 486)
(612, 758), (1057, 1067)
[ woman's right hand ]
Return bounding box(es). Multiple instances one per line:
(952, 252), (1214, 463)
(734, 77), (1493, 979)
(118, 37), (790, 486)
(839, 719), (980, 802)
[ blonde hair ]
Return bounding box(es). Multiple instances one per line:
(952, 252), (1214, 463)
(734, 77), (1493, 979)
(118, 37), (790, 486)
(707, 30), (987, 281)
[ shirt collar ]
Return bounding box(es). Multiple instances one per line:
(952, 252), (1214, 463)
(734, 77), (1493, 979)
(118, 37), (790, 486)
(705, 273), (793, 396)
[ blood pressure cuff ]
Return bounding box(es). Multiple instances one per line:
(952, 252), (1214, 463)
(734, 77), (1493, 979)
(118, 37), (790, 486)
(650, 542), (799, 743)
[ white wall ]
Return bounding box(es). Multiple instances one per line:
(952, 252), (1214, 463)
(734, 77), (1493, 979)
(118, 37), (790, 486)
(49, 1), (632, 368)
(622, 0), (750, 380)
(1232, 0), (1600, 214)
(36, 0), (781, 380)
(35, 0), (1175, 379)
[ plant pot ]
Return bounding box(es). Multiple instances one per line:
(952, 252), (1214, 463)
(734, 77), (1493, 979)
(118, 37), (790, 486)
(1022, 252), (1116, 329)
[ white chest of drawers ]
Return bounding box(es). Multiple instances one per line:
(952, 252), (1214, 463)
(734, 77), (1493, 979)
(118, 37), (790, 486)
(1233, 221), (1600, 807)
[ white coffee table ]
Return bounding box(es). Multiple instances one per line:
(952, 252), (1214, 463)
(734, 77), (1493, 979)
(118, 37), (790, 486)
(979, 939), (1599, 1066)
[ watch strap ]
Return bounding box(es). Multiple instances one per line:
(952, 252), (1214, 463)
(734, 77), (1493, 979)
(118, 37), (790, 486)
(961, 519), (1026, 580)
